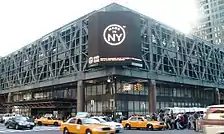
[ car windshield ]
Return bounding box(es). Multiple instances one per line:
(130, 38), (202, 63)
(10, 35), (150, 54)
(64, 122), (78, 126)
(83, 118), (100, 124)
(145, 117), (153, 121)
(95, 118), (107, 123)
(15, 116), (28, 121)
(102, 117), (111, 122)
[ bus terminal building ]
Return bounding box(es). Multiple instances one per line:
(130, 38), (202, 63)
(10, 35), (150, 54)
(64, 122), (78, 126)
(0, 3), (223, 117)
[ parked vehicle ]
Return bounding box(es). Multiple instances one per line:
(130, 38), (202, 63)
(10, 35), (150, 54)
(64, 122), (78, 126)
(5, 116), (35, 130)
(202, 104), (224, 134)
(35, 117), (63, 126)
(91, 116), (124, 133)
(121, 116), (166, 131)
(1, 113), (20, 123)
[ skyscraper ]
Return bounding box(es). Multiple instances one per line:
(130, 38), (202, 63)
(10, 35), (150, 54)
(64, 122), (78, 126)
(193, 0), (224, 45)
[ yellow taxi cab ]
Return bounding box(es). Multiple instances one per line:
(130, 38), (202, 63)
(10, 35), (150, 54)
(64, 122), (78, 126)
(35, 117), (63, 126)
(60, 117), (116, 134)
(121, 116), (166, 130)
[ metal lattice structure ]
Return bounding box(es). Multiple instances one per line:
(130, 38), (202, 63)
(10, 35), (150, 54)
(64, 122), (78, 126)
(141, 18), (224, 84)
(0, 3), (224, 93)
(0, 14), (89, 91)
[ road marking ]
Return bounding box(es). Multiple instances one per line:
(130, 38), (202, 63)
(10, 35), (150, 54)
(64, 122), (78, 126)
(0, 126), (60, 133)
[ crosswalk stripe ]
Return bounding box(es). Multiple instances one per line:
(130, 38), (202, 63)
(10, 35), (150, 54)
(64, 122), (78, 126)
(0, 126), (60, 133)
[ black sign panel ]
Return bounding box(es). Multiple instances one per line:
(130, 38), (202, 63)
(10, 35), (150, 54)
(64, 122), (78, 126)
(88, 11), (142, 67)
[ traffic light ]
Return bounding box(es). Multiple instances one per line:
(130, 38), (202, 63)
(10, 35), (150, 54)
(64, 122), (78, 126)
(134, 83), (143, 91)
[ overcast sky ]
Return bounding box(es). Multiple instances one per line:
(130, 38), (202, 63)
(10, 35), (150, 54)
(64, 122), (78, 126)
(0, 0), (198, 57)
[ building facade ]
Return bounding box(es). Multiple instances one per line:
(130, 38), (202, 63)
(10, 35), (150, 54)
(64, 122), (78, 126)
(193, 0), (224, 45)
(0, 3), (223, 117)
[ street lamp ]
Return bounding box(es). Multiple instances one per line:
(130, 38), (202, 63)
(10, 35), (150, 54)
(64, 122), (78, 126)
(90, 100), (94, 115)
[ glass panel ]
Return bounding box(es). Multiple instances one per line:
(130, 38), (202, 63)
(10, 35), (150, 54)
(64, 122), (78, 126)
(96, 85), (102, 95)
(134, 101), (140, 112)
(128, 101), (134, 111)
(102, 84), (106, 94)
(160, 102), (165, 109)
(97, 101), (102, 112)
(116, 101), (121, 111)
(92, 86), (97, 95)
(173, 88), (177, 97)
(86, 86), (91, 96)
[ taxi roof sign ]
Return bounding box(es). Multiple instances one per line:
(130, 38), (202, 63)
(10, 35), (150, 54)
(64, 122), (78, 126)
(76, 112), (90, 118)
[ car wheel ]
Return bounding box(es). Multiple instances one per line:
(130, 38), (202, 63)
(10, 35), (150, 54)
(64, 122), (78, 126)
(30, 126), (34, 130)
(6, 124), (9, 129)
(125, 124), (131, 130)
(15, 124), (19, 130)
(53, 122), (58, 126)
(86, 129), (92, 134)
(147, 124), (153, 131)
(37, 121), (42, 126)
(63, 128), (70, 134)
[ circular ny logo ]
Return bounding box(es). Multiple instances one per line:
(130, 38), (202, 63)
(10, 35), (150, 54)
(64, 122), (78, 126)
(103, 24), (126, 46)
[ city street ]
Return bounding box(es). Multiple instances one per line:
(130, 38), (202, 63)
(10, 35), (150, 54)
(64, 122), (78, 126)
(0, 123), (201, 134)
(0, 123), (59, 134)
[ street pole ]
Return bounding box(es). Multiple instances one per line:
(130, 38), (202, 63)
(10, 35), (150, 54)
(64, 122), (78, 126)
(90, 100), (94, 116)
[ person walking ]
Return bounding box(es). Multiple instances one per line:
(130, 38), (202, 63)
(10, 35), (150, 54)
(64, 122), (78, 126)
(193, 112), (199, 131)
(164, 114), (171, 130)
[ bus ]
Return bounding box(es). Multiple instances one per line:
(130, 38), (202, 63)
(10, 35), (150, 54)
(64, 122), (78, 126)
(163, 107), (206, 114)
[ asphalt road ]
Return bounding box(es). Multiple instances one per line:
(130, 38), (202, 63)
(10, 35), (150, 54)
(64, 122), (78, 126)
(6, 130), (201, 134)
(0, 124), (201, 134)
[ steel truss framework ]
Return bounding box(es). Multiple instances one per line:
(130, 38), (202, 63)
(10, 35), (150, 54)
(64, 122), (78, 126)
(0, 3), (224, 93)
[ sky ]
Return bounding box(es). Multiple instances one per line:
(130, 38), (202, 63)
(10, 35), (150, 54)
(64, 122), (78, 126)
(0, 0), (198, 57)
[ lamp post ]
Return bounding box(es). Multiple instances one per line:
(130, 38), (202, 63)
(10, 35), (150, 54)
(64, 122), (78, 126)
(107, 76), (117, 120)
(90, 100), (94, 116)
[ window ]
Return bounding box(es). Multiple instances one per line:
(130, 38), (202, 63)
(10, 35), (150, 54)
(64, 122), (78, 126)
(130, 117), (137, 121)
(77, 119), (82, 125)
(134, 101), (140, 111)
(92, 86), (96, 95)
(128, 101), (134, 111)
(96, 85), (102, 95)
(138, 117), (144, 121)
(97, 102), (102, 112)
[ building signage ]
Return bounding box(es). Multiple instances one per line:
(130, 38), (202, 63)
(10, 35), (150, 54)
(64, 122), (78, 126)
(88, 11), (142, 67)
(103, 24), (126, 46)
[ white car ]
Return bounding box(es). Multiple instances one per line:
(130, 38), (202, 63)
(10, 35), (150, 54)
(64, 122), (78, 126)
(2, 113), (20, 123)
(91, 116), (124, 133)
(203, 104), (224, 134)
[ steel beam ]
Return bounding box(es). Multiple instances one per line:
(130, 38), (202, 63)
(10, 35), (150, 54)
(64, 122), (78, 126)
(0, 4), (224, 94)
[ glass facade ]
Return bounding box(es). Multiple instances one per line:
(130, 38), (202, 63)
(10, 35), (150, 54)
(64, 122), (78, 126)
(156, 84), (214, 109)
(12, 88), (76, 102)
(85, 79), (214, 118)
(10, 85), (77, 116)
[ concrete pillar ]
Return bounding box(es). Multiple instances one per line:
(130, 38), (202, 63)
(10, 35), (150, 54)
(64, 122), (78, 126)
(7, 92), (12, 103)
(7, 92), (12, 113)
(148, 80), (157, 113)
(77, 81), (85, 112)
(216, 88), (220, 105)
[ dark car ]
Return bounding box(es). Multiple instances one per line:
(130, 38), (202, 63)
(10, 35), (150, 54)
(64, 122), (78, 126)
(5, 116), (35, 130)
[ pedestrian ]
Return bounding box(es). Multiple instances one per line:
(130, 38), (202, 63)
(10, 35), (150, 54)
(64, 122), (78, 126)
(193, 112), (199, 131)
(164, 114), (171, 130)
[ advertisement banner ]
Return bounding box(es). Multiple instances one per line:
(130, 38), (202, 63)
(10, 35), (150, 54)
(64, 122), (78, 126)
(88, 11), (142, 67)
